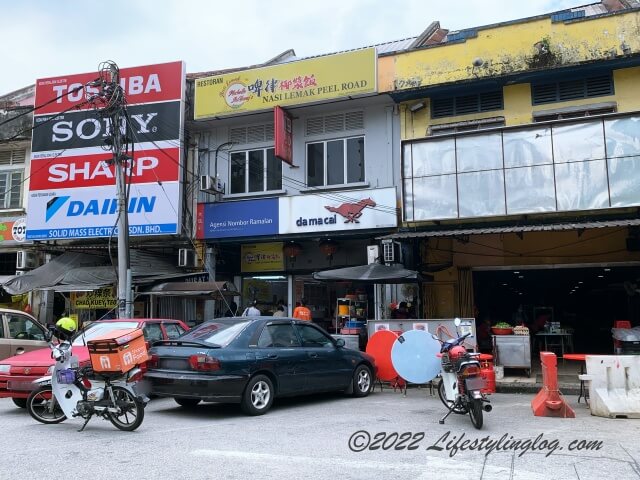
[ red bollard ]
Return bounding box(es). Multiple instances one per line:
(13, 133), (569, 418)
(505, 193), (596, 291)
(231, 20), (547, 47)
(531, 352), (575, 418)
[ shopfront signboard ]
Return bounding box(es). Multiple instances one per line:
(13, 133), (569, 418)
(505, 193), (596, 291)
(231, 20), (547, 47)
(278, 187), (397, 234)
(197, 187), (397, 239)
(196, 198), (279, 239)
(0, 217), (32, 245)
(241, 242), (284, 273)
(71, 287), (118, 310)
(194, 48), (376, 119)
(27, 61), (185, 240)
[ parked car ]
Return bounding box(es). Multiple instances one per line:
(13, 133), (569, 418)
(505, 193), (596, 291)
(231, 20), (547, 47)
(145, 317), (376, 415)
(0, 318), (189, 408)
(0, 308), (49, 361)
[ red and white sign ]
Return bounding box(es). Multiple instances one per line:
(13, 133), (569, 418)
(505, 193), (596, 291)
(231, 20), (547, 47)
(35, 61), (184, 114)
(27, 61), (186, 241)
(274, 106), (293, 165)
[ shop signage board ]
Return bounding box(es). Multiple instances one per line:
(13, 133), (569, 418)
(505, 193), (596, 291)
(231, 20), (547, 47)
(27, 61), (185, 240)
(241, 242), (284, 273)
(194, 48), (376, 119)
(71, 287), (118, 310)
(196, 198), (279, 239)
(0, 217), (32, 245)
(274, 106), (293, 165)
(278, 187), (397, 234)
(197, 187), (397, 239)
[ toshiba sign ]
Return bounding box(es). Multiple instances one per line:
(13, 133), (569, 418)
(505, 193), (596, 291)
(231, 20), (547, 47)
(27, 61), (185, 240)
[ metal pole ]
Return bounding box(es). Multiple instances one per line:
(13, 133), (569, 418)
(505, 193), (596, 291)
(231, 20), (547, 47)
(114, 107), (130, 318)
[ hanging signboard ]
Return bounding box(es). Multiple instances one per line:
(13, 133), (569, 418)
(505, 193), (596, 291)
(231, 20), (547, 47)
(274, 106), (293, 165)
(27, 61), (185, 240)
(194, 48), (376, 119)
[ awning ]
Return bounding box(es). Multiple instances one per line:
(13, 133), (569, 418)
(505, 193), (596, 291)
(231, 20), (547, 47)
(377, 218), (640, 240)
(312, 263), (426, 284)
(138, 281), (240, 299)
(2, 251), (203, 295)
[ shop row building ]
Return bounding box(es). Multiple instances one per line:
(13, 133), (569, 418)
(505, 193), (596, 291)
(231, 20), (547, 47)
(1, 1), (639, 351)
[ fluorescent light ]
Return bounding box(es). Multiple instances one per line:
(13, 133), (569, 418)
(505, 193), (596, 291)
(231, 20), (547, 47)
(251, 276), (287, 280)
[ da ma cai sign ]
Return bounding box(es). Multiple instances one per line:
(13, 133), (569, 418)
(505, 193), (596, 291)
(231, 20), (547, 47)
(194, 48), (376, 119)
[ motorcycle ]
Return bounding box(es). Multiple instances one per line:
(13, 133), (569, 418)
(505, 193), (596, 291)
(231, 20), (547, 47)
(26, 328), (148, 432)
(436, 318), (491, 429)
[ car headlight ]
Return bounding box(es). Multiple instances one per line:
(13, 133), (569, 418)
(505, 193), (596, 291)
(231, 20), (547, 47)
(0, 365), (10, 374)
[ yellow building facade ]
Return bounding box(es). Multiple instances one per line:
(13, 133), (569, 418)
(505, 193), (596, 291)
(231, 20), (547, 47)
(376, 5), (640, 351)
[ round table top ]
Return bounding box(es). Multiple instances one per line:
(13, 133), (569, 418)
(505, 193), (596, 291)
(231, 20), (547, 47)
(563, 353), (587, 361)
(365, 330), (400, 381)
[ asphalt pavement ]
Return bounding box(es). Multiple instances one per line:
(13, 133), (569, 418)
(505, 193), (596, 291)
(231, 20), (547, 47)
(1, 387), (639, 480)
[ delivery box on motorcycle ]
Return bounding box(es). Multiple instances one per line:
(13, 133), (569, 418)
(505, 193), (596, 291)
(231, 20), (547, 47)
(87, 328), (149, 374)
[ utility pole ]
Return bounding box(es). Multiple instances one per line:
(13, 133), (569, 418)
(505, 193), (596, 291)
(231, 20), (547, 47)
(87, 61), (132, 318)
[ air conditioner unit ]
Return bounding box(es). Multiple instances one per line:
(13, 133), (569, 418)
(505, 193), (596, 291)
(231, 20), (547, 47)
(200, 175), (224, 194)
(178, 248), (195, 267)
(16, 250), (38, 269)
(367, 245), (379, 264)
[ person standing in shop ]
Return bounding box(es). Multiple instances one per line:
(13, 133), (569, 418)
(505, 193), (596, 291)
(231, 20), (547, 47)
(292, 299), (312, 321)
(242, 300), (261, 317)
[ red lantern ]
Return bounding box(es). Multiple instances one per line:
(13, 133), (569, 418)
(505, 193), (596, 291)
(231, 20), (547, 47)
(319, 240), (338, 258)
(283, 242), (302, 259)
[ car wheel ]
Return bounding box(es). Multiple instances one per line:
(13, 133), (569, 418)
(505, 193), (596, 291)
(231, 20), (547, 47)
(12, 398), (27, 409)
(352, 365), (373, 397)
(241, 374), (274, 416)
(175, 397), (201, 408)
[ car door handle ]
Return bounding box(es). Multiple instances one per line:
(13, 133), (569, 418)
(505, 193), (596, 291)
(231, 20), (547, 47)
(267, 353), (278, 359)
(308, 353), (319, 358)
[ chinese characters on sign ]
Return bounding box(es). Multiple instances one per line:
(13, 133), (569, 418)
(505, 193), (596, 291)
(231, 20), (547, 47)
(195, 48), (376, 118)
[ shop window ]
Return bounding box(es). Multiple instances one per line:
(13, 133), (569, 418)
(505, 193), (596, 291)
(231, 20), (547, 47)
(306, 136), (364, 187)
(230, 147), (282, 194)
(531, 74), (613, 105)
(0, 150), (25, 209)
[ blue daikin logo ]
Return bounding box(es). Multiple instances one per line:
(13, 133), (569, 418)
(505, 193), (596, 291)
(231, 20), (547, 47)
(45, 196), (70, 222)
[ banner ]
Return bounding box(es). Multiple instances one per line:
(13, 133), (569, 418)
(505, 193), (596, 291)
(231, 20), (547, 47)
(27, 61), (185, 240)
(274, 106), (293, 165)
(194, 48), (376, 119)
(241, 243), (284, 272)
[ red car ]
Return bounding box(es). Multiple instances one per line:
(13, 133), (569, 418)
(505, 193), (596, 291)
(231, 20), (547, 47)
(0, 318), (189, 408)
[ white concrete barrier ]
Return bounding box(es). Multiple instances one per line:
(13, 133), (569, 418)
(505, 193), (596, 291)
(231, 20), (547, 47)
(579, 355), (640, 419)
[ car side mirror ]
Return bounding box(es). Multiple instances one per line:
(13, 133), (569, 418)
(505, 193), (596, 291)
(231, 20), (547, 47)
(335, 338), (345, 348)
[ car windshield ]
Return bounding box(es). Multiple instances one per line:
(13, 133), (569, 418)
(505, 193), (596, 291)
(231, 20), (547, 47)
(72, 321), (139, 346)
(182, 320), (250, 347)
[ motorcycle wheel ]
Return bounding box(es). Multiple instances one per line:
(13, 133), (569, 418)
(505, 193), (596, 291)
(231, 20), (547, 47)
(27, 386), (66, 424)
(107, 386), (145, 432)
(437, 379), (466, 414)
(469, 398), (484, 429)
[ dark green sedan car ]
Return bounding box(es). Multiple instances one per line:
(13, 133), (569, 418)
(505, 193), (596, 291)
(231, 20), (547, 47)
(145, 317), (376, 415)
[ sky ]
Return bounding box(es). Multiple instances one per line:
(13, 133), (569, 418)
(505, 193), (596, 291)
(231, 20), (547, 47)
(1, 0), (585, 95)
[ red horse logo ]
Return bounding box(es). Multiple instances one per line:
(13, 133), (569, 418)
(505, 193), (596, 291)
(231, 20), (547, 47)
(325, 198), (376, 223)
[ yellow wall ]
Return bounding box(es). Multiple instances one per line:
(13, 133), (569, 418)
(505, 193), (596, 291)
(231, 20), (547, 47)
(613, 66), (640, 112)
(379, 11), (640, 92)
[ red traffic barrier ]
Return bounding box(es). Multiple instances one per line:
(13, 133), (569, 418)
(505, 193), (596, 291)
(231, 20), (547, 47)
(531, 352), (575, 418)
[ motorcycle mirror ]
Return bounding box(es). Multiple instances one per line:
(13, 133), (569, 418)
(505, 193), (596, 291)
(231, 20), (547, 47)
(454, 317), (461, 327)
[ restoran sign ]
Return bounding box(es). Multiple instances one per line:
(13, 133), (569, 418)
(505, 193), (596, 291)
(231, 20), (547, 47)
(194, 48), (376, 119)
(196, 187), (397, 239)
(27, 61), (185, 240)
